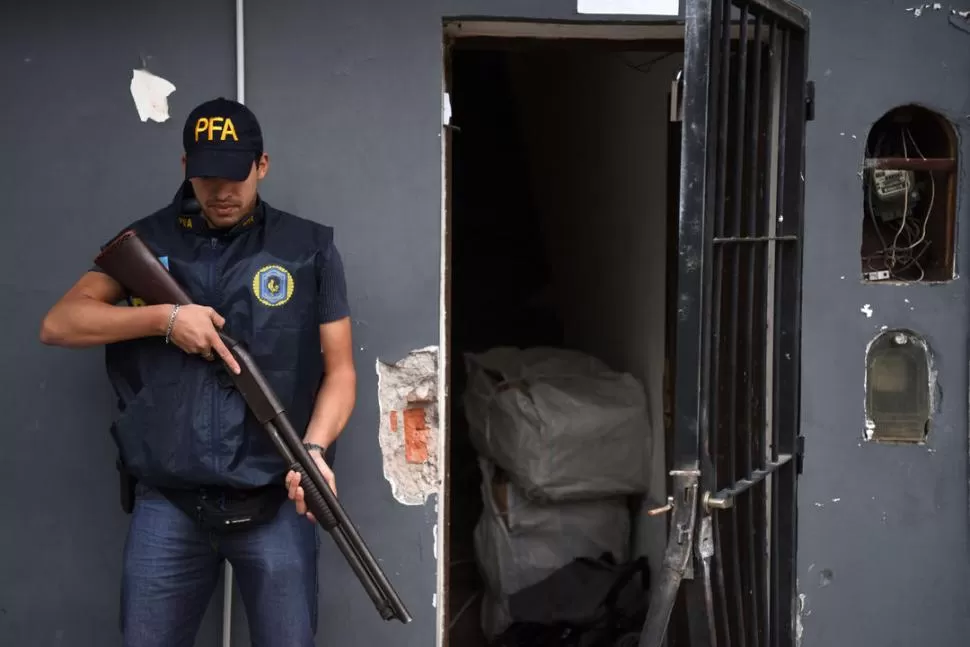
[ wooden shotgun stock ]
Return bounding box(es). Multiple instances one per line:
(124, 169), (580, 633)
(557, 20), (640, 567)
(95, 229), (412, 624)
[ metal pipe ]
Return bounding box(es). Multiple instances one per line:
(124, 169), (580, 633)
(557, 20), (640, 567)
(236, 0), (246, 104)
(223, 4), (245, 645)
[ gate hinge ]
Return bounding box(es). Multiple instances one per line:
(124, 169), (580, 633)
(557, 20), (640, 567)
(795, 435), (806, 475)
(805, 81), (816, 122)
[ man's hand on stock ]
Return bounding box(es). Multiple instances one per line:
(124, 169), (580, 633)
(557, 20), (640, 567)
(285, 449), (337, 523)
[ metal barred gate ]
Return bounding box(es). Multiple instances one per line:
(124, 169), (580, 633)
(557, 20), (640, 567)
(642, 1), (811, 646)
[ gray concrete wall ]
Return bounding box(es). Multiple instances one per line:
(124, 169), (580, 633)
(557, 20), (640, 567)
(3, 1), (970, 646)
(1, 4), (237, 645)
(793, 2), (970, 645)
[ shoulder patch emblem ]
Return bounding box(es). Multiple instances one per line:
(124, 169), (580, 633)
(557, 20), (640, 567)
(252, 264), (294, 307)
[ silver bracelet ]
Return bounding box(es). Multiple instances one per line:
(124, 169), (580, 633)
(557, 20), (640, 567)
(164, 304), (180, 344)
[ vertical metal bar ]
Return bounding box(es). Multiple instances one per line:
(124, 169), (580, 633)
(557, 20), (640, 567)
(672, 0), (715, 474)
(727, 7), (761, 647)
(769, 27), (790, 647)
(761, 17), (782, 644)
(770, 31), (788, 467)
(695, 5), (727, 647)
(774, 25), (808, 647)
(706, 2), (733, 645)
(709, 0), (732, 482)
(731, 5), (750, 242)
(718, 3), (746, 646)
(744, 13), (768, 647)
(639, 2), (713, 644)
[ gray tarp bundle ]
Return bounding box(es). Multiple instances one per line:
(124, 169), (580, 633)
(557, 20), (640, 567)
(473, 457), (632, 636)
(463, 346), (652, 502)
(462, 347), (653, 636)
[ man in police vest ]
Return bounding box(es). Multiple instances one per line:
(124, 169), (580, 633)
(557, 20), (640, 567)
(39, 97), (356, 646)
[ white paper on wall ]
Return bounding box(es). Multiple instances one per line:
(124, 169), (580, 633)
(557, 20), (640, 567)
(129, 68), (177, 123)
(577, 0), (679, 15)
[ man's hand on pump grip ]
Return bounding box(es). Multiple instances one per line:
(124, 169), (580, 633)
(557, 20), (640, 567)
(285, 452), (338, 523)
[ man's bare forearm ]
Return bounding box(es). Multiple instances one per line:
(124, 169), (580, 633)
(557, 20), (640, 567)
(40, 297), (170, 348)
(303, 366), (357, 450)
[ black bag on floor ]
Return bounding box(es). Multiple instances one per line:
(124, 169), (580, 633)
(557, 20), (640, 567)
(490, 553), (650, 647)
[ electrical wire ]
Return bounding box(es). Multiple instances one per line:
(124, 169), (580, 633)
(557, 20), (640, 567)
(617, 52), (678, 75)
(447, 591), (481, 632)
(863, 125), (935, 281)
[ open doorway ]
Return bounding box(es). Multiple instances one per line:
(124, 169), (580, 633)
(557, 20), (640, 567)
(441, 24), (684, 646)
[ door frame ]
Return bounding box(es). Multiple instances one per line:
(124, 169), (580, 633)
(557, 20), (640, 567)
(438, 19), (688, 646)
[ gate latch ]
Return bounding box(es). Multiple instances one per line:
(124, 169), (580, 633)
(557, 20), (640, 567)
(646, 496), (675, 516)
(647, 490), (735, 515)
(702, 491), (734, 512)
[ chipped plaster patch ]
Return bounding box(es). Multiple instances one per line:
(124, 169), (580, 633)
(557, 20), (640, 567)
(376, 346), (440, 505)
(795, 590), (807, 646)
(861, 303), (873, 318)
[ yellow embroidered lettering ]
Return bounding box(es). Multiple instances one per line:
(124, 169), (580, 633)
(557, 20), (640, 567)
(194, 117), (209, 141)
(207, 117), (224, 141)
(194, 116), (238, 142)
(221, 118), (238, 141)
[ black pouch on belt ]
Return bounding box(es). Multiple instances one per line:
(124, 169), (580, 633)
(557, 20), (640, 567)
(160, 484), (289, 533)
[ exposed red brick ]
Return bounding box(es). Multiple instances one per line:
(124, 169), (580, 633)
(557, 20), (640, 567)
(389, 410), (399, 433)
(403, 407), (428, 464)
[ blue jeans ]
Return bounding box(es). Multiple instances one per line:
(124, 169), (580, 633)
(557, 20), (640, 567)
(119, 486), (319, 647)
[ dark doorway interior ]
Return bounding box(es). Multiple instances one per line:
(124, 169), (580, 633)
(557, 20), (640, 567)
(444, 39), (682, 645)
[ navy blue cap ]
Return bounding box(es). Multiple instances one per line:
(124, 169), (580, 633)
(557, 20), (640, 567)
(182, 98), (263, 182)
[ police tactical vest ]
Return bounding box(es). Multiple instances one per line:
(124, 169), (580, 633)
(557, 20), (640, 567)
(105, 182), (337, 490)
